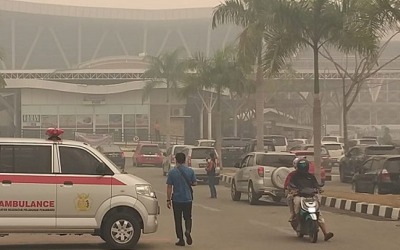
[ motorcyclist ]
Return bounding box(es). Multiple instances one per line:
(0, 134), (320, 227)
(289, 159), (334, 241)
(284, 157), (300, 222)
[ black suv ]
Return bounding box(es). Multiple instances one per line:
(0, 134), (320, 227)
(221, 137), (248, 167)
(339, 145), (398, 183)
(234, 139), (276, 167)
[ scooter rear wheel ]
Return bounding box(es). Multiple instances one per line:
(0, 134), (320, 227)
(308, 220), (319, 243)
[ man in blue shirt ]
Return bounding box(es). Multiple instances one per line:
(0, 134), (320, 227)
(166, 152), (197, 246)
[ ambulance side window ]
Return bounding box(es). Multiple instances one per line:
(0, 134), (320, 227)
(59, 147), (110, 175)
(0, 145), (52, 174)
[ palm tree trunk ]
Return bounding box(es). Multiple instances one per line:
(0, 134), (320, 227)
(166, 85), (171, 149)
(215, 89), (223, 168)
(200, 105), (204, 139)
(313, 45), (322, 184)
(255, 55), (264, 152)
(207, 109), (212, 140)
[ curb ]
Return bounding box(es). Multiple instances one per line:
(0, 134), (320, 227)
(220, 174), (400, 220)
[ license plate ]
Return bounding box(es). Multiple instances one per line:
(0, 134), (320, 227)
(199, 164), (207, 168)
(308, 207), (316, 213)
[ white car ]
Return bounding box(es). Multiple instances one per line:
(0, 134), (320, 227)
(322, 136), (345, 144)
(162, 144), (189, 176)
(182, 146), (220, 184)
(231, 152), (295, 204)
(322, 142), (344, 165)
(194, 139), (215, 147)
(0, 129), (159, 249)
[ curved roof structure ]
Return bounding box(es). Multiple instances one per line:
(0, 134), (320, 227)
(1, 0), (221, 20)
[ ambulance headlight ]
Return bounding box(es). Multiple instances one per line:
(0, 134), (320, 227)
(136, 184), (156, 198)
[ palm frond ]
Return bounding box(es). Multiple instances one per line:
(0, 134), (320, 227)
(212, 0), (249, 28)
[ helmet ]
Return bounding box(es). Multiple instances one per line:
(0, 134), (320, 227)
(292, 157), (300, 168)
(296, 159), (310, 173)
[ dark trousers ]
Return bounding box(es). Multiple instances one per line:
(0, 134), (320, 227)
(208, 175), (217, 198)
(172, 202), (192, 240)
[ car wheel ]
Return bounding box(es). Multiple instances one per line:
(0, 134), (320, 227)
(248, 182), (260, 205)
(231, 181), (241, 201)
(102, 212), (141, 249)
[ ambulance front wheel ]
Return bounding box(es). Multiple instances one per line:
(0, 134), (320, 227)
(102, 212), (141, 249)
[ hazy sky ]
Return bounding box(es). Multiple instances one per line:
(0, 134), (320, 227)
(15, 0), (224, 10)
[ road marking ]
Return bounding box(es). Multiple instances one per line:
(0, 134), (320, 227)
(248, 219), (293, 235)
(155, 190), (222, 212)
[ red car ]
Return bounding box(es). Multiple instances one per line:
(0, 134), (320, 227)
(290, 151), (326, 184)
(133, 144), (163, 167)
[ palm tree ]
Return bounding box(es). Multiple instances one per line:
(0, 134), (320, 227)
(142, 48), (187, 148)
(213, 0), (269, 152)
(260, 0), (398, 182)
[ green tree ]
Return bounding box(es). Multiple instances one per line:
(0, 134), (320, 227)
(213, 0), (269, 152)
(142, 48), (187, 148)
(260, 0), (398, 182)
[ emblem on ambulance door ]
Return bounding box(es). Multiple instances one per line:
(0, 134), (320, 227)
(75, 193), (91, 211)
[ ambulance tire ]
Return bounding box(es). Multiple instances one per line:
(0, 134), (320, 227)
(102, 212), (141, 249)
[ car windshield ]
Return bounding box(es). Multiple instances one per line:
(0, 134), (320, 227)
(359, 139), (378, 145)
(173, 146), (186, 154)
(222, 139), (246, 147)
(256, 154), (295, 167)
(198, 141), (215, 147)
(384, 159), (400, 173)
(365, 147), (397, 155)
(322, 137), (338, 142)
(305, 146), (329, 155)
(264, 136), (286, 146)
(324, 144), (342, 150)
(141, 146), (160, 155)
(191, 148), (216, 159)
(99, 145), (121, 153)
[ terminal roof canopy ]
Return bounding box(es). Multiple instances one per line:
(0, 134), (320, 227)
(14, 0), (222, 10)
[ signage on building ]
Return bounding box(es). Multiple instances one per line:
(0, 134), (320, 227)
(22, 115), (41, 128)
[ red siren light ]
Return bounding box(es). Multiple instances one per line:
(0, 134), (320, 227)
(46, 128), (64, 141)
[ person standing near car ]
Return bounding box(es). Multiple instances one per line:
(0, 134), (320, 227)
(166, 152), (197, 246)
(206, 152), (217, 198)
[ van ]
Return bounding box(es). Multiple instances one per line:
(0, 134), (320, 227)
(0, 129), (159, 249)
(264, 135), (288, 152)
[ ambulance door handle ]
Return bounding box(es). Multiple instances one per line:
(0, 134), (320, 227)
(2, 180), (11, 185)
(63, 181), (73, 186)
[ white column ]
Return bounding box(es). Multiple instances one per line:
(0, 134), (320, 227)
(199, 105), (204, 139)
(207, 110), (212, 140)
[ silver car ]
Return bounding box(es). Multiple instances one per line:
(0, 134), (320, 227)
(182, 146), (220, 184)
(162, 145), (189, 176)
(231, 152), (295, 204)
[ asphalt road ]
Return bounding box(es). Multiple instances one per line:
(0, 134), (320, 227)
(0, 163), (399, 250)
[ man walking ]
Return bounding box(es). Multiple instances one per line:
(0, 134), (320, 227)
(166, 152), (197, 246)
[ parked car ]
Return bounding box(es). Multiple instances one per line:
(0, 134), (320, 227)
(322, 136), (344, 144)
(352, 155), (400, 194)
(194, 139), (215, 147)
(221, 137), (248, 167)
(264, 135), (288, 152)
(181, 146), (220, 184)
(322, 142), (344, 166)
(289, 144), (331, 168)
(162, 144), (189, 176)
(339, 145), (398, 183)
(96, 144), (125, 168)
(290, 151), (326, 184)
(348, 138), (379, 148)
(133, 143), (163, 167)
(231, 152), (295, 204)
(234, 139), (276, 167)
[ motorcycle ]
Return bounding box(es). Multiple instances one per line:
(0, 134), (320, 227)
(289, 188), (320, 243)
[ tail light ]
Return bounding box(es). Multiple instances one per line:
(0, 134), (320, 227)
(188, 156), (192, 167)
(257, 167), (264, 177)
(380, 169), (391, 182)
